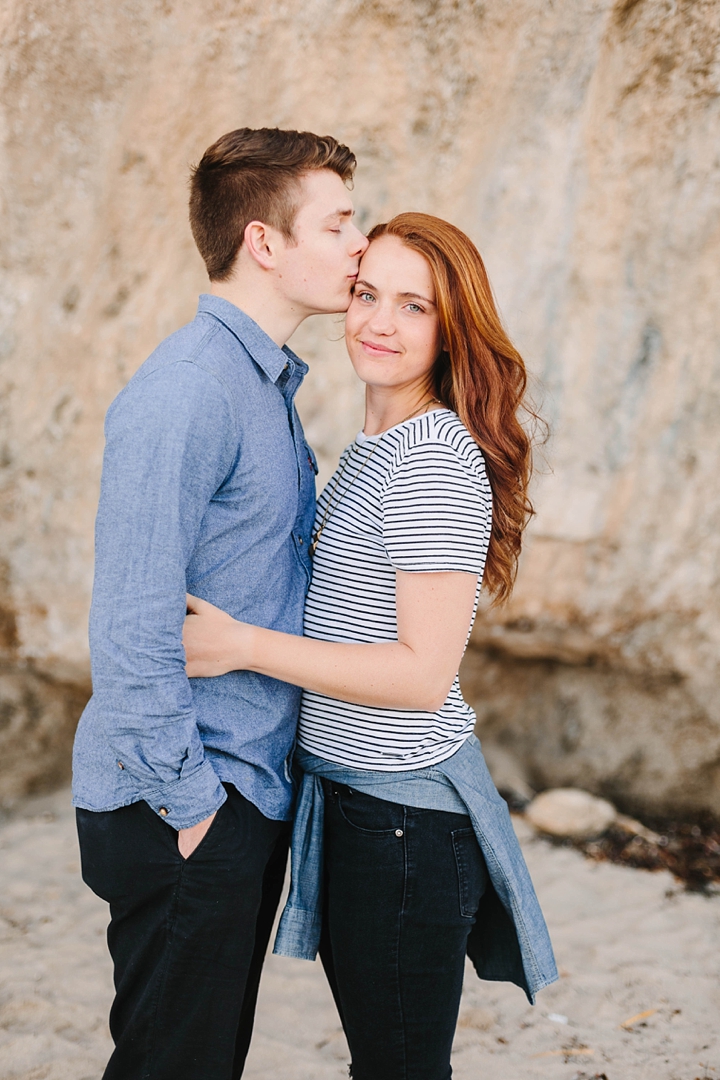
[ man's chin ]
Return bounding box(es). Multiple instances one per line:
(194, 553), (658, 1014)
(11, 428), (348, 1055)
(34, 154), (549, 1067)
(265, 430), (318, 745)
(312, 295), (352, 317)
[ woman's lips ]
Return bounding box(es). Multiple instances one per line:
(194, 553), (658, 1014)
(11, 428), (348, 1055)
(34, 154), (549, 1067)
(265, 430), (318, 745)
(360, 339), (400, 356)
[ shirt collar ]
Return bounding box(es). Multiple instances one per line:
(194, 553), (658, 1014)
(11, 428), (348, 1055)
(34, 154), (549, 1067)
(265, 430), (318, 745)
(197, 294), (308, 383)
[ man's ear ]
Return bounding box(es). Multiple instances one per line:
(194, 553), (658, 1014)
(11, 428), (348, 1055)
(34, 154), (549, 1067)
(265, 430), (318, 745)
(243, 220), (280, 270)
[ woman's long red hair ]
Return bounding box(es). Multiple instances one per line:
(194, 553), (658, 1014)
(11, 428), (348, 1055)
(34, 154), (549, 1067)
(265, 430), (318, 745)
(367, 213), (538, 605)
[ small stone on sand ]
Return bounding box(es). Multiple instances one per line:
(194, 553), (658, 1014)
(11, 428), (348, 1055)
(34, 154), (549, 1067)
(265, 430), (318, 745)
(526, 788), (616, 840)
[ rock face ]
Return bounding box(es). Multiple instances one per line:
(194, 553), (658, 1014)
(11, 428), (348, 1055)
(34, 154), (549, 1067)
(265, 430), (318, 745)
(1, 0), (719, 812)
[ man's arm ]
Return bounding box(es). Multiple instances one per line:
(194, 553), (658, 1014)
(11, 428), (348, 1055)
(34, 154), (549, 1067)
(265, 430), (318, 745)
(90, 360), (237, 832)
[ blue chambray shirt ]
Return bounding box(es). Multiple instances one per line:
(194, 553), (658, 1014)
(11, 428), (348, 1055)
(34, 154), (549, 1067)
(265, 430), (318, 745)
(72, 295), (316, 830)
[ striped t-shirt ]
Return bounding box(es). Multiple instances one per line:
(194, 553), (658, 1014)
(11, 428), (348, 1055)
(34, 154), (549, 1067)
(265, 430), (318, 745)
(297, 408), (493, 771)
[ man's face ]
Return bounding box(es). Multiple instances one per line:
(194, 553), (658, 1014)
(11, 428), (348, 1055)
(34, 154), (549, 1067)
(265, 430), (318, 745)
(274, 170), (368, 316)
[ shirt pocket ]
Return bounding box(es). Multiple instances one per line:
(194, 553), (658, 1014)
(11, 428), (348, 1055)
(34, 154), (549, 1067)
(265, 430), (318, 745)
(452, 827), (488, 918)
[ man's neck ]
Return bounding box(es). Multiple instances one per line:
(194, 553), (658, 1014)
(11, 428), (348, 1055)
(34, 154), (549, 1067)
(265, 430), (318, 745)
(209, 277), (306, 348)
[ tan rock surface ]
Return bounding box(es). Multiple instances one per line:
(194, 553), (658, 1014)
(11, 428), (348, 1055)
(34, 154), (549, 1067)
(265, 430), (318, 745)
(1, 788), (718, 1079)
(1, 0), (719, 811)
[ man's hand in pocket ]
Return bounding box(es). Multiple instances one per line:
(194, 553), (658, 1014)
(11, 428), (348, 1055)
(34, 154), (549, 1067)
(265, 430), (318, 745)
(178, 811), (217, 859)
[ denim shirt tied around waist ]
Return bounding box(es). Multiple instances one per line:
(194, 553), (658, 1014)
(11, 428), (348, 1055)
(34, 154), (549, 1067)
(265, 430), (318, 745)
(274, 735), (558, 1004)
(72, 295), (317, 830)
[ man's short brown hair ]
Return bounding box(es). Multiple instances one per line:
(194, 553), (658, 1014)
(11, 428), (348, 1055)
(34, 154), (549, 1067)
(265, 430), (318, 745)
(189, 127), (357, 281)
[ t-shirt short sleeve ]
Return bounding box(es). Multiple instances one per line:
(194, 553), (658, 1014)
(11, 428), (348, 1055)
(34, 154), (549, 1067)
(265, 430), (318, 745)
(381, 438), (492, 574)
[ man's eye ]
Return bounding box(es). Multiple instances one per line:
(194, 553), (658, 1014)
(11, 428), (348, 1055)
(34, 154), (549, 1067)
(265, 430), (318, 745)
(357, 292), (375, 302)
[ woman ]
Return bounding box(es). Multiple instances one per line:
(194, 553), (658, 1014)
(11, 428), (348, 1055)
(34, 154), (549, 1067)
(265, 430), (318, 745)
(183, 213), (557, 1079)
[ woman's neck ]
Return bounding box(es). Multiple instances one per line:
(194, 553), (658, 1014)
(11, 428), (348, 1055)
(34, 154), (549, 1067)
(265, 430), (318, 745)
(363, 384), (438, 437)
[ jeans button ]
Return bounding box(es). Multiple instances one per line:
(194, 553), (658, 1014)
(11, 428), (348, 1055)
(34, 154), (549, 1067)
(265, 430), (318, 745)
(395, 829), (404, 838)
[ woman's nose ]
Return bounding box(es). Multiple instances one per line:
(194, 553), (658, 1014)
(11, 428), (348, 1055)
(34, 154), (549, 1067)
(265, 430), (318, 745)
(366, 302), (395, 333)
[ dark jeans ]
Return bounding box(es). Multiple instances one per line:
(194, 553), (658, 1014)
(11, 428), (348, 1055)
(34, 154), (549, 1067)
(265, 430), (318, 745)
(76, 784), (288, 1080)
(319, 781), (489, 1080)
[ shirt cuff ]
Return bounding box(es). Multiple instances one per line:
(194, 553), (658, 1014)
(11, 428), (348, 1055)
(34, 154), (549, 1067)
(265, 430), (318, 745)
(143, 759), (227, 830)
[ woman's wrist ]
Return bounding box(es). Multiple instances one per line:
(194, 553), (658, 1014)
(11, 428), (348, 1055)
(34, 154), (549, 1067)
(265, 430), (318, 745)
(241, 621), (263, 673)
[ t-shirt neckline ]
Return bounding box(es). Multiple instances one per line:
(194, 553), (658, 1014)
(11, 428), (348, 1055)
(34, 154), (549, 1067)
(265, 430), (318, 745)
(355, 406), (452, 446)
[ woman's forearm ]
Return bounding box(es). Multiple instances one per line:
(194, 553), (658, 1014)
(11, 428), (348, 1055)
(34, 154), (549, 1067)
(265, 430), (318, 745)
(183, 572), (477, 709)
(246, 626), (449, 711)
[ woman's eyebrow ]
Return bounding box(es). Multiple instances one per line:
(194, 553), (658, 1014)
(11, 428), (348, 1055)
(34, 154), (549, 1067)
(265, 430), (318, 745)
(398, 291), (436, 306)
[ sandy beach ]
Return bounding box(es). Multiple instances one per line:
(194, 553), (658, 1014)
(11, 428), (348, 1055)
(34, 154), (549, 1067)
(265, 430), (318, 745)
(0, 787), (718, 1080)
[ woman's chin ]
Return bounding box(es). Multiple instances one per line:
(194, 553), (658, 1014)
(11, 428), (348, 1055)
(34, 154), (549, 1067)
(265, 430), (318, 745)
(348, 356), (401, 386)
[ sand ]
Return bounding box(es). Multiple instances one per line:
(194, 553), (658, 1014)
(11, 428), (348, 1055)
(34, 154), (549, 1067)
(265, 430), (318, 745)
(0, 788), (718, 1080)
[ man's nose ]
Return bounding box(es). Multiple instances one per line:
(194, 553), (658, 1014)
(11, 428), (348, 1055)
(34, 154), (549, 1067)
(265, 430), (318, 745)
(350, 225), (369, 257)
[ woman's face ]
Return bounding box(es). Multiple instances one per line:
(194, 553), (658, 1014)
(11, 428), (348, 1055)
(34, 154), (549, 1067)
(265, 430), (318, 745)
(345, 235), (443, 393)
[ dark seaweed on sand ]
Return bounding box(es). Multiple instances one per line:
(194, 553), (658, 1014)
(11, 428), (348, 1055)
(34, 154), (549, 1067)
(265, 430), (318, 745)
(577, 815), (720, 891)
(501, 789), (720, 892)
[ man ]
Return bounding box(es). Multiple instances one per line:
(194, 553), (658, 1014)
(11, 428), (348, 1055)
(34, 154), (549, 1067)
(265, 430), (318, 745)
(72, 127), (368, 1080)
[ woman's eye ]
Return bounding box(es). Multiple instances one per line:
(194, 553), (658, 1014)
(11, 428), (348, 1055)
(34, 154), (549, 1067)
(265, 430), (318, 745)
(406, 303), (423, 313)
(357, 292), (375, 302)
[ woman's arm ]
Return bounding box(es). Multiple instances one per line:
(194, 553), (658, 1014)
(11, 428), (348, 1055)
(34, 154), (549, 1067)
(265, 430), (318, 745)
(183, 570), (478, 712)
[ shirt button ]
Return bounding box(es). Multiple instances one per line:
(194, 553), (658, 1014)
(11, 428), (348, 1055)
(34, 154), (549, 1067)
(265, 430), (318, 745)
(117, 761), (124, 770)
(395, 829), (404, 838)
(298, 536), (304, 545)
(159, 807), (169, 817)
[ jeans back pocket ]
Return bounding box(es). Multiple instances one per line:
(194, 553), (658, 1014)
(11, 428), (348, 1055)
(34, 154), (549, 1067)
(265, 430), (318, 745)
(452, 827), (487, 918)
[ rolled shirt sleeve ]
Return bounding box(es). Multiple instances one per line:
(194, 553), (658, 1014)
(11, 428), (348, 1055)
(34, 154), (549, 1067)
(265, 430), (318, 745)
(89, 361), (237, 829)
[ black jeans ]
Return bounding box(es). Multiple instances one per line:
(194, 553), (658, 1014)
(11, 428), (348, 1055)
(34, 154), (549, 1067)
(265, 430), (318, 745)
(319, 781), (488, 1080)
(76, 784), (288, 1080)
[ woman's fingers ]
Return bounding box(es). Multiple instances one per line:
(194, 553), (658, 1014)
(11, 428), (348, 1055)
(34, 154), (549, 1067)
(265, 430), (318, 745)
(185, 593), (234, 621)
(186, 592), (208, 614)
(182, 594), (247, 677)
(185, 659), (214, 678)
